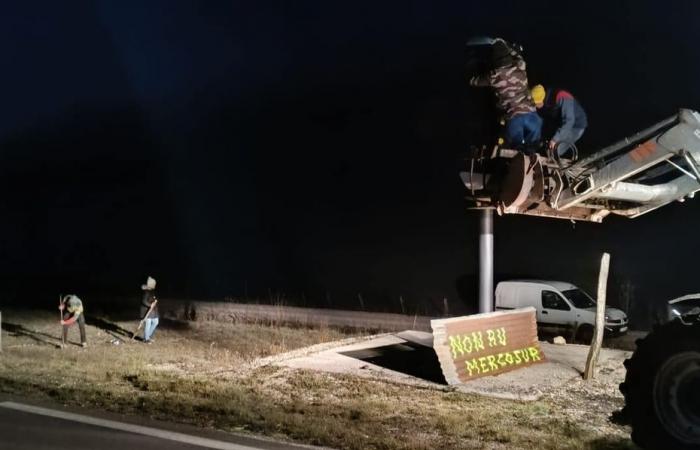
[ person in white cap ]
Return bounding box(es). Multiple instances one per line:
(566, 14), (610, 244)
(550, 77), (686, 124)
(139, 276), (159, 343)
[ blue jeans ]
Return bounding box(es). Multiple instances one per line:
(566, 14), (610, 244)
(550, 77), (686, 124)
(505, 112), (542, 149)
(555, 128), (585, 157)
(144, 318), (159, 341)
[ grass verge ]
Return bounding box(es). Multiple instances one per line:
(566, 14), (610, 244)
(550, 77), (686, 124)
(0, 309), (633, 449)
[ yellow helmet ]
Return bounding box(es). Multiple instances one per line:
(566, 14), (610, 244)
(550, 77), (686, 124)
(531, 84), (545, 106)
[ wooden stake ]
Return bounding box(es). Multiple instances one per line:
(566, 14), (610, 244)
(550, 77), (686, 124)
(357, 293), (365, 311)
(584, 252), (610, 380)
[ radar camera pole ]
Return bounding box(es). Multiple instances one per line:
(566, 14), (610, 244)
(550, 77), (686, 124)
(478, 209), (494, 313)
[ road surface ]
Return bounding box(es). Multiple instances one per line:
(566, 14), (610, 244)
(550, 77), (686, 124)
(0, 401), (323, 450)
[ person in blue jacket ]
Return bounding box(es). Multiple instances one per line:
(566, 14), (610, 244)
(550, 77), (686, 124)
(531, 84), (587, 159)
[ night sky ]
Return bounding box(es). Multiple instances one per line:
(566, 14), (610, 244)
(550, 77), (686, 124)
(2, 1), (700, 326)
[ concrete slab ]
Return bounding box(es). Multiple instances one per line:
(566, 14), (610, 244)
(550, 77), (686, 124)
(274, 332), (630, 401)
(280, 334), (440, 387)
(394, 330), (433, 347)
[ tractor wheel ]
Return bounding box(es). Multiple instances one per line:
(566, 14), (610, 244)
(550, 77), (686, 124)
(620, 320), (700, 449)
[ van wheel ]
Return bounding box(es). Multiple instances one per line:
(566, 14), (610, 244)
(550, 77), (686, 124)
(575, 325), (594, 344)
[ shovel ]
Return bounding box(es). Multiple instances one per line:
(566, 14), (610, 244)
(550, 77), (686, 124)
(58, 295), (65, 347)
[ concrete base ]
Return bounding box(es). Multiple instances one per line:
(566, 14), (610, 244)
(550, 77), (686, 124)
(274, 331), (630, 401)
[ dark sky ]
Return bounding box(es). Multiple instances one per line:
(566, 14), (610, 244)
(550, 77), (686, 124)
(2, 1), (700, 325)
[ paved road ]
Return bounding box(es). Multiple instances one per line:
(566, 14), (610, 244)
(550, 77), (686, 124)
(0, 401), (322, 450)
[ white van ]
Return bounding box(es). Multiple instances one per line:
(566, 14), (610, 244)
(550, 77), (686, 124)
(495, 280), (628, 341)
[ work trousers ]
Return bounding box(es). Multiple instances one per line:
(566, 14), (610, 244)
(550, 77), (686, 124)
(554, 127), (586, 158)
(144, 317), (159, 342)
(504, 112), (543, 151)
(62, 313), (86, 344)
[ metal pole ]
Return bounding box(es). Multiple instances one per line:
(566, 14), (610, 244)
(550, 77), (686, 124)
(478, 208), (494, 313)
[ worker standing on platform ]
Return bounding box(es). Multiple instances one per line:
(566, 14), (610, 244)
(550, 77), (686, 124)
(467, 37), (542, 152)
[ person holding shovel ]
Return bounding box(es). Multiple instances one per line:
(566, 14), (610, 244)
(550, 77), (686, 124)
(59, 294), (86, 348)
(139, 276), (159, 343)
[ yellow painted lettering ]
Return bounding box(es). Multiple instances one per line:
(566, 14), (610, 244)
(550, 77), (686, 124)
(496, 327), (507, 346)
(463, 334), (473, 354)
(521, 349), (530, 363)
(528, 346), (542, 361)
(505, 352), (514, 365)
(487, 354), (499, 371)
(465, 358), (480, 376)
(479, 356), (489, 373)
(472, 331), (485, 352)
(513, 350), (522, 364)
(497, 352), (506, 367)
(486, 329), (497, 347)
(449, 335), (464, 359)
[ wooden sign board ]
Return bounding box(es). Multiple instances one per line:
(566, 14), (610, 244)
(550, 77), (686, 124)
(431, 307), (544, 384)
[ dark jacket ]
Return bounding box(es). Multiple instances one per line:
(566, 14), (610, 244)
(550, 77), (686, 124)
(140, 291), (159, 319)
(540, 88), (588, 142)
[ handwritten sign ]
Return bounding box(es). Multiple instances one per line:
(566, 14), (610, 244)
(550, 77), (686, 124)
(431, 308), (544, 384)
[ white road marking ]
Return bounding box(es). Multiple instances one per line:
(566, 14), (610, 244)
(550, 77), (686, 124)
(0, 401), (262, 450)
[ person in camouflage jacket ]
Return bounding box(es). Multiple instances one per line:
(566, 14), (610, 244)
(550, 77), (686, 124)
(468, 38), (542, 152)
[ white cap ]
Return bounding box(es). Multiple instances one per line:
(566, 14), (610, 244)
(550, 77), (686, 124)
(141, 276), (156, 290)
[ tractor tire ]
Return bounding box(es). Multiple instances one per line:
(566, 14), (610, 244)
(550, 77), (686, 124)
(619, 320), (700, 449)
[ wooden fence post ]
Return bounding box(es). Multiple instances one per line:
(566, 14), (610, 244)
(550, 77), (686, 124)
(584, 252), (610, 380)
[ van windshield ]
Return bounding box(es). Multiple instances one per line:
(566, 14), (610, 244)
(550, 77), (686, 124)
(561, 289), (596, 309)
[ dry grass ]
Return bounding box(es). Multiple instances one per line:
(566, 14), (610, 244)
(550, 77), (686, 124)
(0, 309), (634, 449)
